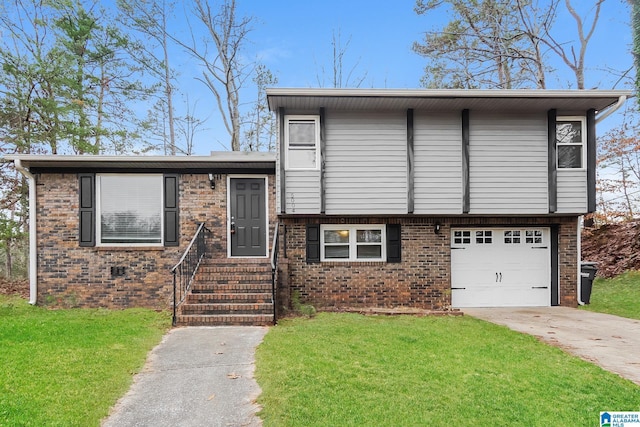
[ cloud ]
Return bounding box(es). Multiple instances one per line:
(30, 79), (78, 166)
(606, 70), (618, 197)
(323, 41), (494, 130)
(255, 46), (292, 63)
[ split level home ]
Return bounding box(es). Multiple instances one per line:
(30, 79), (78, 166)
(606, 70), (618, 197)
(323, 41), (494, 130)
(5, 88), (631, 326)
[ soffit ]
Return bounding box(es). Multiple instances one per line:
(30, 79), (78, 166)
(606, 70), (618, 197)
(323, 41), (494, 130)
(267, 88), (632, 113)
(3, 153), (276, 170)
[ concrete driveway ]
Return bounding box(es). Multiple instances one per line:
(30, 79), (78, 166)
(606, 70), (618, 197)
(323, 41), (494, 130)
(464, 307), (640, 386)
(102, 326), (268, 427)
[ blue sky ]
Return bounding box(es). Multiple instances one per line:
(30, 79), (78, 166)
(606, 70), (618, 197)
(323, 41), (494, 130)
(165, 0), (634, 154)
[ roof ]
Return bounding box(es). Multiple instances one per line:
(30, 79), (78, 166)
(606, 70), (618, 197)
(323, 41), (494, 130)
(266, 88), (632, 113)
(3, 152), (276, 171)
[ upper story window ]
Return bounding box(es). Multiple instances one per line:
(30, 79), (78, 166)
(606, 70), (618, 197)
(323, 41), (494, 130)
(321, 224), (386, 261)
(556, 117), (586, 169)
(97, 174), (163, 245)
(285, 115), (320, 170)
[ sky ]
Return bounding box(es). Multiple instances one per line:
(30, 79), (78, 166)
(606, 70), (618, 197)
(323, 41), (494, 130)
(159, 0), (634, 154)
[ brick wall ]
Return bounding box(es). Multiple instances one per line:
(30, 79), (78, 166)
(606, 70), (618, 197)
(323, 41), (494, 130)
(35, 172), (276, 309)
(277, 216), (579, 310)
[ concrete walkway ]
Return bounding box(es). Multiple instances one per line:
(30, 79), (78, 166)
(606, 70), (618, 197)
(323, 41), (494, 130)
(102, 326), (268, 427)
(464, 307), (640, 385)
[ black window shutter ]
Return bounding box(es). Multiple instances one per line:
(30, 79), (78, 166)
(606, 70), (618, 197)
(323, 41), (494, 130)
(164, 174), (179, 247)
(387, 224), (401, 263)
(78, 173), (95, 247)
(306, 224), (320, 263)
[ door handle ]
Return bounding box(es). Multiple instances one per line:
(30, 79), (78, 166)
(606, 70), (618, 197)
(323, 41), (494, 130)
(496, 272), (499, 282)
(499, 272), (502, 282)
(230, 216), (236, 234)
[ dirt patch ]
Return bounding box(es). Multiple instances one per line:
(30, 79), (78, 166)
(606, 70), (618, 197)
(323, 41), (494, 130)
(581, 220), (640, 278)
(0, 278), (29, 298)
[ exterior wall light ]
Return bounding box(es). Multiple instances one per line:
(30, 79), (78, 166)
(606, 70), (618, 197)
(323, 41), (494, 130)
(434, 222), (441, 234)
(208, 173), (216, 189)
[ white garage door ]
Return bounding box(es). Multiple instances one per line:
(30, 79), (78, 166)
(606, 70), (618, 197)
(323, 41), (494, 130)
(451, 228), (551, 307)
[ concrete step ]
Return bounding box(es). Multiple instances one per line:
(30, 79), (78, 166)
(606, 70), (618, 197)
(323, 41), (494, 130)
(191, 283), (272, 293)
(181, 303), (273, 315)
(186, 292), (272, 304)
(175, 314), (274, 326)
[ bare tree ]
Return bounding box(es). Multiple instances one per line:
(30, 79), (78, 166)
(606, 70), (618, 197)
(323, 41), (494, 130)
(173, 0), (252, 151)
(316, 29), (368, 88)
(537, 0), (604, 89)
(597, 107), (640, 221)
(118, 0), (178, 154)
(632, 0), (640, 97)
(413, 0), (605, 90)
(242, 64), (277, 152)
(176, 96), (208, 155)
(413, 0), (554, 89)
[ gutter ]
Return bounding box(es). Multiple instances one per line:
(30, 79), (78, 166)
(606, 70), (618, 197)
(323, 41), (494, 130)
(13, 159), (37, 305)
(595, 95), (627, 124)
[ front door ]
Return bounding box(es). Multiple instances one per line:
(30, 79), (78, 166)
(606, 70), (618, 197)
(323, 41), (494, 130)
(229, 177), (267, 257)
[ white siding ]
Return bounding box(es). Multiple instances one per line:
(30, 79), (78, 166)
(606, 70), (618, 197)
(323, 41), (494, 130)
(284, 170), (321, 214)
(469, 113), (548, 214)
(324, 111), (407, 214)
(414, 112), (463, 214)
(557, 169), (587, 213)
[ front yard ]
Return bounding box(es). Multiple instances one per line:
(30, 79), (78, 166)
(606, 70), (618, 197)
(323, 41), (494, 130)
(2, 269), (639, 426)
(0, 295), (170, 426)
(256, 312), (640, 426)
(581, 270), (640, 320)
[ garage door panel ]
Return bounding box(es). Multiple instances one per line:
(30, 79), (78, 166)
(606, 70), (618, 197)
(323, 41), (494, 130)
(451, 227), (550, 308)
(453, 286), (549, 307)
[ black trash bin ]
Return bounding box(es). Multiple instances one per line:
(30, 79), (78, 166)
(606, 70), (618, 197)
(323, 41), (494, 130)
(580, 262), (598, 304)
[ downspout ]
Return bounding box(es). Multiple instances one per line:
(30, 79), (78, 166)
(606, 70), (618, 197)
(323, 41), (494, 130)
(14, 159), (37, 305)
(577, 216), (585, 305)
(595, 95), (627, 124)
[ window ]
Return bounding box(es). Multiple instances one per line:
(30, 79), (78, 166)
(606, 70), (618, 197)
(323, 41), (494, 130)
(321, 225), (385, 261)
(475, 230), (492, 244)
(556, 117), (586, 169)
(453, 230), (471, 245)
(285, 116), (320, 170)
(97, 174), (163, 245)
(504, 230), (521, 244)
(525, 230), (543, 244)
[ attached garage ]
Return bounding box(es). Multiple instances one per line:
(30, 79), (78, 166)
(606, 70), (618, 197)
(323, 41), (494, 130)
(451, 227), (554, 308)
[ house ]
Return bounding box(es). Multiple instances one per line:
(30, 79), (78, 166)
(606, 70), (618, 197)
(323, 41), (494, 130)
(5, 88), (631, 325)
(266, 88), (630, 311)
(6, 152), (278, 325)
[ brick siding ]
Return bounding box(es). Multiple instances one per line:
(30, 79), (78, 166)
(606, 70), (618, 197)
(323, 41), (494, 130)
(277, 216), (579, 311)
(35, 172), (276, 309)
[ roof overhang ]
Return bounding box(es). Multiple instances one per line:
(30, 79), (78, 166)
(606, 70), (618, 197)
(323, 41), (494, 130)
(267, 88), (633, 114)
(3, 152), (276, 171)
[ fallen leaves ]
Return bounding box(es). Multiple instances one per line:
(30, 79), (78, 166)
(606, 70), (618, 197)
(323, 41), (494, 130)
(582, 221), (640, 278)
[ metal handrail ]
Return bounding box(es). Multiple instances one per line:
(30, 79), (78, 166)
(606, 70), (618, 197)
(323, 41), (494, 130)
(269, 222), (280, 324)
(172, 223), (212, 326)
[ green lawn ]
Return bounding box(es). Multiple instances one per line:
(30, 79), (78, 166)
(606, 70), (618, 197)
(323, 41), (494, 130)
(581, 270), (640, 320)
(0, 295), (170, 427)
(256, 312), (640, 426)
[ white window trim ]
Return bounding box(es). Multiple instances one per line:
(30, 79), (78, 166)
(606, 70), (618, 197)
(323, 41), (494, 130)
(320, 224), (386, 262)
(284, 115), (320, 171)
(556, 116), (587, 170)
(96, 174), (164, 247)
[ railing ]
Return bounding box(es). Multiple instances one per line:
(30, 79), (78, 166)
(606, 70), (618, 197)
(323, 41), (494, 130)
(270, 221), (280, 324)
(171, 223), (212, 326)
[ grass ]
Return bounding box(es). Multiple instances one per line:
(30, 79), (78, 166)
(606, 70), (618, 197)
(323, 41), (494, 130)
(256, 312), (640, 426)
(0, 295), (171, 427)
(581, 270), (640, 320)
